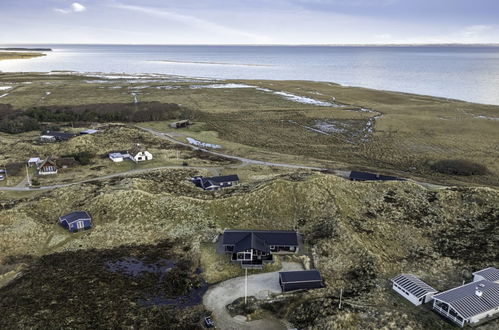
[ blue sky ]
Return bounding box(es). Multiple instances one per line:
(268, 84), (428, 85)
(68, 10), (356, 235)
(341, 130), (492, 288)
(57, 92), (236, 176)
(1, 0), (498, 44)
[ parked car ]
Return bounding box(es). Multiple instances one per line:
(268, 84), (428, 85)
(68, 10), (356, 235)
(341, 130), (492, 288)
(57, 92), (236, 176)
(204, 316), (214, 328)
(0, 175), (4, 181)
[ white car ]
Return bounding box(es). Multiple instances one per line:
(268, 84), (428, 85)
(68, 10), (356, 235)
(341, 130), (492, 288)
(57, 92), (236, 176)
(0, 175), (4, 181)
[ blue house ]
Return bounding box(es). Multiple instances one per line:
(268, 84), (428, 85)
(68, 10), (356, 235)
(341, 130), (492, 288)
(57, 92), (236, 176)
(59, 211), (92, 232)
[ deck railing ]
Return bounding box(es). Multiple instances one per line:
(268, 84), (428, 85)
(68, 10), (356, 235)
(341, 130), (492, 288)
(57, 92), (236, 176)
(433, 304), (465, 327)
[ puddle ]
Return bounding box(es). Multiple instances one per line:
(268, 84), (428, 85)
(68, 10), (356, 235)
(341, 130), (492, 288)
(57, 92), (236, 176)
(105, 257), (175, 277)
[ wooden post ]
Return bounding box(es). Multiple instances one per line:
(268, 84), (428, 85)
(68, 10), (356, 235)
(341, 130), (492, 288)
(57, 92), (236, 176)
(339, 288), (343, 309)
(245, 268), (248, 305)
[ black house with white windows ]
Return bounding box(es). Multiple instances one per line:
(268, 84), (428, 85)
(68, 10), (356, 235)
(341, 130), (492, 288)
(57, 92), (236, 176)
(221, 230), (299, 268)
(191, 175), (239, 191)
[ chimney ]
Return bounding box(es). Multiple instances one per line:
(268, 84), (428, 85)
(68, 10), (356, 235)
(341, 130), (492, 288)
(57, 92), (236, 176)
(475, 289), (483, 297)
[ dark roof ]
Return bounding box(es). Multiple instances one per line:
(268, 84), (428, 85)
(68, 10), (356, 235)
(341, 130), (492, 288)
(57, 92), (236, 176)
(207, 175), (239, 183)
(433, 280), (499, 319)
(43, 131), (75, 140)
(473, 267), (499, 282)
(38, 157), (57, 168)
(234, 233), (270, 253)
(349, 171), (401, 181)
(129, 144), (147, 157)
(59, 211), (92, 224)
(222, 230), (299, 249)
(280, 270), (323, 283)
(391, 274), (438, 298)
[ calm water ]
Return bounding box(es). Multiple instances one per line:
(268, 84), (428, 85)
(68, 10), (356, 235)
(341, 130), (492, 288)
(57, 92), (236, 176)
(1, 44), (499, 105)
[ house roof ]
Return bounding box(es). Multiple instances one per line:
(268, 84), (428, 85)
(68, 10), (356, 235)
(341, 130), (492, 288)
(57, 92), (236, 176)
(80, 129), (98, 134)
(59, 211), (92, 224)
(233, 233), (270, 253)
(349, 171), (401, 181)
(28, 157), (40, 163)
(222, 230), (299, 251)
(280, 270), (323, 284)
(473, 267), (499, 282)
(391, 274), (438, 298)
(38, 157), (57, 168)
(208, 175), (239, 183)
(43, 131), (75, 140)
(129, 144), (147, 157)
(433, 280), (499, 319)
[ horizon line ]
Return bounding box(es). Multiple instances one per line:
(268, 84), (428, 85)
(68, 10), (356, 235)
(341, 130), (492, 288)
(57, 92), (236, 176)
(2, 42), (499, 47)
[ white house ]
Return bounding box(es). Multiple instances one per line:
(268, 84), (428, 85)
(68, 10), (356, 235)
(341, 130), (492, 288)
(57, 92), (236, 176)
(128, 144), (152, 162)
(473, 267), (499, 283)
(432, 280), (499, 327)
(391, 274), (438, 306)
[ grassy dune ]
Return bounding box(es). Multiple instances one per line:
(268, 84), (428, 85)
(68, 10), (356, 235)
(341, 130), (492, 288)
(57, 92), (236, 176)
(0, 171), (497, 328)
(0, 52), (45, 61)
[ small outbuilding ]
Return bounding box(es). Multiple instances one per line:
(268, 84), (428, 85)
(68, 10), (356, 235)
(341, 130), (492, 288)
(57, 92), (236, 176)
(473, 267), (499, 283)
(38, 157), (58, 175)
(109, 152), (125, 162)
(391, 274), (438, 306)
(170, 119), (191, 128)
(27, 157), (41, 167)
(279, 270), (325, 292)
(59, 211), (92, 232)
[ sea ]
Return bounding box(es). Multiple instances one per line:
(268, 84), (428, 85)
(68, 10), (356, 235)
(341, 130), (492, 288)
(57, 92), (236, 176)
(1, 44), (499, 105)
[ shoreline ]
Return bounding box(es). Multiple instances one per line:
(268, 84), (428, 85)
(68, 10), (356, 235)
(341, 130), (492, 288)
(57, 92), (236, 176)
(0, 52), (46, 61)
(1, 69), (499, 107)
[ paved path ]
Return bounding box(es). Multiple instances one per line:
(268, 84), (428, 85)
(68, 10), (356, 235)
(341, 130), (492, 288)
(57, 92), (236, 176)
(203, 262), (303, 330)
(0, 166), (220, 191)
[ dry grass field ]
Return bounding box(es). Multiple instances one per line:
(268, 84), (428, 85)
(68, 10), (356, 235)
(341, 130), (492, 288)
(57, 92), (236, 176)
(0, 72), (498, 328)
(0, 171), (497, 328)
(0, 52), (45, 61)
(1, 72), (497, 187)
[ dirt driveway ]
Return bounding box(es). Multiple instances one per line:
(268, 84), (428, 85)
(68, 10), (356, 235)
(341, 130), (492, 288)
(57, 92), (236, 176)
(203, 262), (303, 330)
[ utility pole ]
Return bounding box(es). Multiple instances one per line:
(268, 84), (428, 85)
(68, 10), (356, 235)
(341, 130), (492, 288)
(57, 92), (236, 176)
(245, 268), (248, 305)
(339, 288), (343, 309)
(26, 165), (31, 187)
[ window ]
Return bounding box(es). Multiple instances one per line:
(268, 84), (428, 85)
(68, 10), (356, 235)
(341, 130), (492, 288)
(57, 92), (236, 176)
(76, 221), (85, 230)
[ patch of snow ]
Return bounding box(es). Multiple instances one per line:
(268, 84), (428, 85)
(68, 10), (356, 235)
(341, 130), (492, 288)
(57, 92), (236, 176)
(155, 85), (180, 90)
(0, 86), (12, 91)
(0, 93), (9, 98)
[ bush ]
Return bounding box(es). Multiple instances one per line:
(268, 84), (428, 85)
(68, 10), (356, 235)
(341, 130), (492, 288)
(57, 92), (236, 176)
(430, 159), (489, 176)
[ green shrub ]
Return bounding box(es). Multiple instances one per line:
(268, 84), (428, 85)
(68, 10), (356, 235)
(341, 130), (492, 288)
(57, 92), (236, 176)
(430, 159), (489, 176)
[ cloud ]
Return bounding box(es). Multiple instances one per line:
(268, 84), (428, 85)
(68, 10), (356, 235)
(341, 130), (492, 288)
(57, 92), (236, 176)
(461, 25), (492, 37)
(109, 3), (269, 43)
(54, 2), (87, 14)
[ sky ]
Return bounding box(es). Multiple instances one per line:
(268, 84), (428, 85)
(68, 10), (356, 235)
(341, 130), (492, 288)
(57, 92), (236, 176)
(1, 0), (499, 44)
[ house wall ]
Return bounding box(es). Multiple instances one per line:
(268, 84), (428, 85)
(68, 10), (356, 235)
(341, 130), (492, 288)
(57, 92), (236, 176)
(282, 281), (324, 292)
(469, 307), (499, 323)
(68, 219), (92, 232)
(392, 283), (425, 306)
